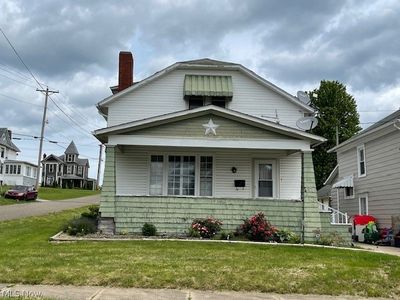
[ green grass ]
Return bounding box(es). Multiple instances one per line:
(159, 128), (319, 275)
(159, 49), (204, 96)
(0, 209), (399, 297)
(38, 187), (99, 200)
(0, 198), (32, 205)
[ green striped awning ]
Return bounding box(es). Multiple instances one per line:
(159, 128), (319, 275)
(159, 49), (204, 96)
(184, 75), (233, 97)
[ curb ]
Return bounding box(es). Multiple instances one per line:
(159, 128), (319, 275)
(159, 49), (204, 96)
(48, 231), (400, 256)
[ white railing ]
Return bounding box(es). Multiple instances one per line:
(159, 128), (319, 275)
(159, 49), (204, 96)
(318, 202), (351, 225)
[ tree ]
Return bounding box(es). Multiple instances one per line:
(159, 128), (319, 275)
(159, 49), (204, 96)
(308, 80), (361, 190)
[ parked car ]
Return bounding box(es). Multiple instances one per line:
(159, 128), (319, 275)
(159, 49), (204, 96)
(4, 185), (38, 200)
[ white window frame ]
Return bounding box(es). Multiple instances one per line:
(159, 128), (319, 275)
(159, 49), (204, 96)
(26, 166), (31, 177)
(254, 160), (277, 198)
(344, 187), (354, 199)
(357, 144), (366, 177)
(149, 155), (164, 196)
(67, 165), (72, 174)
(359, 194), (368, 215)
(148, 154), (214, 197)
(167, 155), (196, 196)
(77, 166), (82, 174)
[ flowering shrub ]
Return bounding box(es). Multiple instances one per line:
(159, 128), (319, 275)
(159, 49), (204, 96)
(237, 212), (277, 242)
(189, 217), (223, 238)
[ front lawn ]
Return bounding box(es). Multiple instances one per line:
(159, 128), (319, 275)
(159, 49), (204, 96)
(38, 187), (100, 200)
(0, 198), (31, 205)
(0, 209), (399, 298)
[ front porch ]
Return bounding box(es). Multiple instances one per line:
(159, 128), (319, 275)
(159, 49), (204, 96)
(99, 146), (351, 243)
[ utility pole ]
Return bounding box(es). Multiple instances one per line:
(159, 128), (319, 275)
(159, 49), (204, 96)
(35, 87), (59, 189)
(96, 144), (103, 189)
(335, 125), (339, 146)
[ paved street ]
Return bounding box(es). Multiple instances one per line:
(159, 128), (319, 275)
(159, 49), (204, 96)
(0, 195), (100, 221)
(0, 284), (390, 300)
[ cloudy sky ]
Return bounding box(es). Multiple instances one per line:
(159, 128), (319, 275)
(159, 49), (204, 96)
(0, 0), (399, 181)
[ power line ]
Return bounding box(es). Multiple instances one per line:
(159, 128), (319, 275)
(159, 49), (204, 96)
(0, 27), (95, 140)
(0, 72), (37, 88)
(0, 92), (43, 107)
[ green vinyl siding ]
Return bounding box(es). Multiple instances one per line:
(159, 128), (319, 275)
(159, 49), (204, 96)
(124, 115), (290, 139)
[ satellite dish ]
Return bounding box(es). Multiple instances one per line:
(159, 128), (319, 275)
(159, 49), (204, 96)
(296, 116), (318, 130)
(297, 91), (310, 105)
(394, 119), (400, 130)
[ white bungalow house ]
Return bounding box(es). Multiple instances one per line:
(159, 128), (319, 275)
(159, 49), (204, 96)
(0, 128), (38, 187)
(94, 52), (351, 241)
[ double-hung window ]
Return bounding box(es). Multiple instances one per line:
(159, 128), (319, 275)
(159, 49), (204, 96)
(357, 145), (366, 177)
(255, 160), (276, 198)
(200, 156), (213, 196)
(359, 194), (368, 215)
(168, 156), (195, 196)
(149, 155), (164, 195)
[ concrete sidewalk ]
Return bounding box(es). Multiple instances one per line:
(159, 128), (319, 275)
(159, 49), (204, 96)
(0, 284), (390, 300)
(0, 195), (99, 221)
(355, 242), (400, 257)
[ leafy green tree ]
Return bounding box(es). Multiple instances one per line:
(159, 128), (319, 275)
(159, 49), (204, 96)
(308, 80), (361, 190)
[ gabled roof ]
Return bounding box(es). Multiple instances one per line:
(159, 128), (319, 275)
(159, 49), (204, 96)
(179, 58), (238, 66)
(42, 154), (64, 164)
(323, 165), (338, 186)
(94, 105), (326, 145)
(0, 128), (20, 152)
(65, 141), (79, 155)
(97, 58), (315, 117)
(77, 158), (89, 167)
(329, 109), (400, 153)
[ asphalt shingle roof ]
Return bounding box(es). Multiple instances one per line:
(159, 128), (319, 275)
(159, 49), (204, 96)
(64, 141), (79, 155)
(0, 128), (20, 152)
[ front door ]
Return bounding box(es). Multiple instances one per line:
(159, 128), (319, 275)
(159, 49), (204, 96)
(255, 160), (276, 198)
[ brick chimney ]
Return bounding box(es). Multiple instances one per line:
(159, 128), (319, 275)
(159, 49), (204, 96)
(118, 51), (134, 92)
(7, 130), (11, 140)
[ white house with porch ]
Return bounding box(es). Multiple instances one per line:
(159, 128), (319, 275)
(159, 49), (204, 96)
(94, 52), (351, 241)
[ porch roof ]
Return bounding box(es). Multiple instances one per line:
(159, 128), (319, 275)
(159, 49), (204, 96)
(93, 106), (326, 147)
(332, 176), (353, 188)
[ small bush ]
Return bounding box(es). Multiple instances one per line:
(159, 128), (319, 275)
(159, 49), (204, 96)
(275, 228), (297, 243)
(317, 232), (347, 247)
(142, 223), (157, 236)
(190, 217), (223, 238)
(81, 205), (100, 219)
(236, 212), (277, 242)
(62, 217), (97, 236)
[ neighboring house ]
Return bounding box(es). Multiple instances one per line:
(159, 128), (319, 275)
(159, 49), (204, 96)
(317, 165), (338, 211)
(94, 52), (351, 241)
(326, 110), (400, 228)
(0, 128), (38, 186)
(41, 141), (95, 189)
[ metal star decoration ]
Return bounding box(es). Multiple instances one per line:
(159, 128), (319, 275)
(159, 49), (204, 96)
(202, 118), (219, 136)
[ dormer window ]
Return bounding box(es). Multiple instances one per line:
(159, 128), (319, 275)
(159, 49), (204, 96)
(66, 154), (74, 162)
(188, 97), (204, 109)
(210, 97), (226, 108)
(0, 147), (4, 158)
